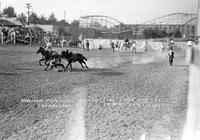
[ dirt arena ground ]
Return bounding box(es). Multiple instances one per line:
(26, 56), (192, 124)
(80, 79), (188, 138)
(0, 45), (188, 140)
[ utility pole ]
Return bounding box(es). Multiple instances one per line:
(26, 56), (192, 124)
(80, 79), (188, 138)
(197, 0), (200, 43)
(26, 3), (32, 26)
(64, 10), (66, 21)
(0, 2), (1, 14)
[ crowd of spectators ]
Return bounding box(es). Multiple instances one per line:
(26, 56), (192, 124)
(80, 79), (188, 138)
(0, 26), (65, 47)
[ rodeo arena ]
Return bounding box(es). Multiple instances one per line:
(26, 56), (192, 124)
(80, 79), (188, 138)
(1, 1), (200, 140)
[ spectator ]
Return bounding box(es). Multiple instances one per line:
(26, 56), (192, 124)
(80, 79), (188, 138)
(86, 40), (90, 52)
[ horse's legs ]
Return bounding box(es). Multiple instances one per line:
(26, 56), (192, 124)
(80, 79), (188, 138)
(64, 61), (72, 71)
(40, 57), (48, 66)
(69, 63), (73, 72)
(54, 64), (65, 69)
(59, 64), (65, 69)
(83, 61), (88, 68)
(64, 63), (70, 71)
(132, 48), (135, 54)
(44, 59), (49, 65)
(44, 63), (50, 71)
(79, 61), (84, 68)
(39, 58), (45, 66)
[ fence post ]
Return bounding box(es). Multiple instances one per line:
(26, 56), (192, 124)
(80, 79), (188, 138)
(1, 31), (3, 45)
(14, 32), (16, 45)
(182, 40), (200, 140)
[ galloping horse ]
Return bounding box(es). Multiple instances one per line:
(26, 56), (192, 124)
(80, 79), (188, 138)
(36, 47), (60, 66)
(68, 40), (82, 48)
(61, 50), (88, 72)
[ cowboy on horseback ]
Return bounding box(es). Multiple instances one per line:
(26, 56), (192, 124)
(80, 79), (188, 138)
(45, 40), (53, 53)
(124, 38), (130, 46)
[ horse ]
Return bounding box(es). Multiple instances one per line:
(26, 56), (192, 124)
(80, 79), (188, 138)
(121, 41), (137, 53)
(36, 47), (60, 66)
(68, 40), (82, 48)
(61, 50), (88, 72)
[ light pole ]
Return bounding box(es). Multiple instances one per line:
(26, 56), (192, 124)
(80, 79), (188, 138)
(26, 3), (32, 26)
(0, 2), (1, 14)
(197, 0), (200, 43)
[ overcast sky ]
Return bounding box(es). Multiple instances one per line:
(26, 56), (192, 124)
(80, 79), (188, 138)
(1, 0), (198, 24)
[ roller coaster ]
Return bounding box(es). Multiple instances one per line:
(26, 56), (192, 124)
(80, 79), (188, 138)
(79, 13), (197, 37)
(79, 15), (127, 33)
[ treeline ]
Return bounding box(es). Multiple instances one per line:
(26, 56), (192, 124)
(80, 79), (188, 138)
(1, 6), (79, 27)
(143, 27), (182, 39)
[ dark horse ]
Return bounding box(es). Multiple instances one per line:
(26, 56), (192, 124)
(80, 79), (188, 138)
(61, 50), (88, 72)
(36, 47), (65, 70)
(36, 47), (60, 66)
(68, 40), (82, 48)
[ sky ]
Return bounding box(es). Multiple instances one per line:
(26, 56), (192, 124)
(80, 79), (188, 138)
(1, 0), (198, 24)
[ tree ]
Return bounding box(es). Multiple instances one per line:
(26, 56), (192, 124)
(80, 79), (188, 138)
(71, 20), (79, 27)
(29, 12), (39, 24)
(59, 19), (70, 26)
(48, 12), (57, 24)
(17, 13), (27, 25)
(143, 28), (154, 39)
(3, 6), (17, 17)
(143, 27), (168, 39)
(38, 15), (48, 24)
(173, 30), (182, 38)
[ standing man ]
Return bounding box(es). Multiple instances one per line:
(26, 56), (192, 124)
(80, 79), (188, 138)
(111, 41), (115, 52)
(168, 47), (174, 66)
(144, 40), (148, 52)
(86, 40), (90, 52)
(168, 40), (175, 66)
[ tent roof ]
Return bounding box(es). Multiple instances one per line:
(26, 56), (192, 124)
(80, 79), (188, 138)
(0, 17), (23, 27)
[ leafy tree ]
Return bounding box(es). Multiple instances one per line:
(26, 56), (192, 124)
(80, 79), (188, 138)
(38, 15), (48, 24)
(3, 6), (17, 17)
(143, 27), (168, 39)
(29, 12), (39, 24)
(59, 19), (70, 26)
(143, 28), (154, 39)
(173, 30), (182, 38)
(70, 20), (80, 27)
(17, 13), (27, 25)
(48, 12), (57, 24)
